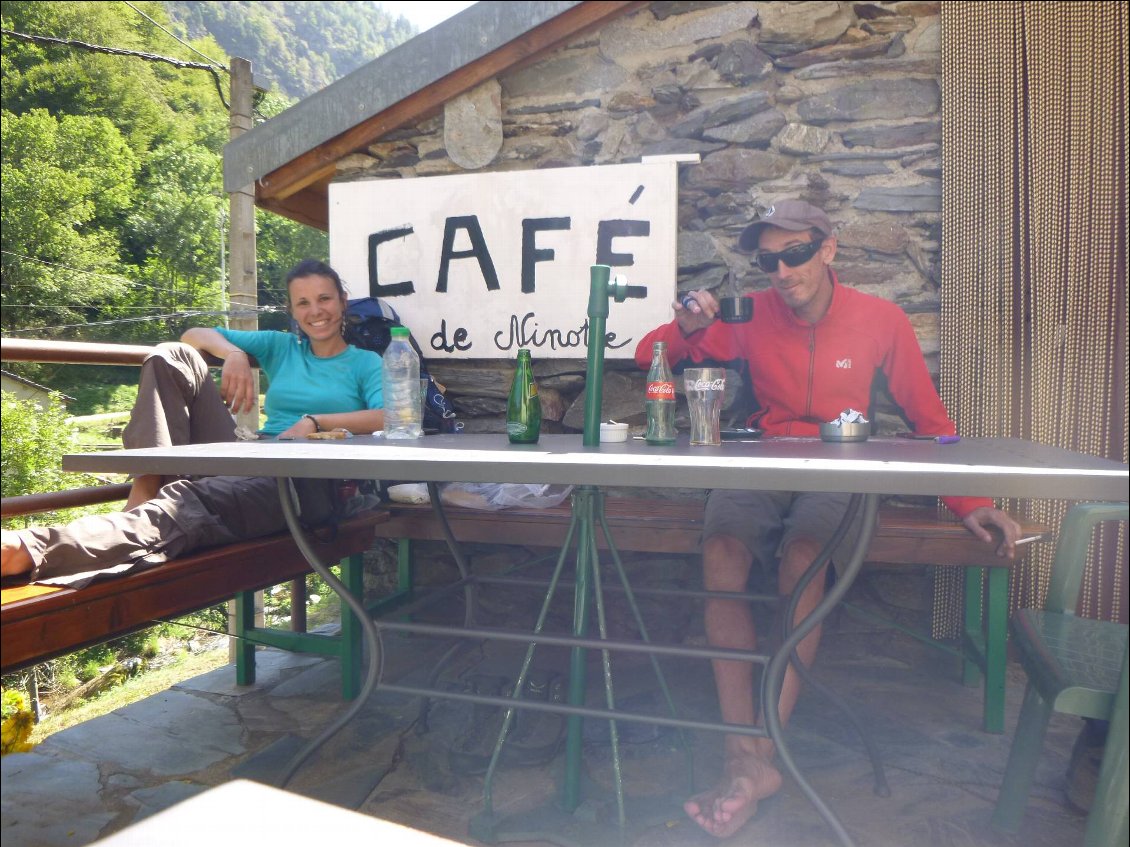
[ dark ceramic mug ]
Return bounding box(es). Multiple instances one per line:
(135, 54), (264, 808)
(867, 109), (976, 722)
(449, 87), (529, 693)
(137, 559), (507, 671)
(720, 296), (752, 324)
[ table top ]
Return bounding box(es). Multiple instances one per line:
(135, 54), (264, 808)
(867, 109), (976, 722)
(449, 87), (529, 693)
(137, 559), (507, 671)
(63, 434), (1128, 502)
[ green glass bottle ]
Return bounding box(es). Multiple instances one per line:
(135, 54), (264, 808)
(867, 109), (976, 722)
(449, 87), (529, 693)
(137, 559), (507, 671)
(506, 348), (542, 444)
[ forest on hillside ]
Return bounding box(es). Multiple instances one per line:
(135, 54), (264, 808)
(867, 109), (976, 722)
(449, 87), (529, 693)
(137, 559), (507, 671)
(162, 1), (416, 99)
(1, 0), (414, 375)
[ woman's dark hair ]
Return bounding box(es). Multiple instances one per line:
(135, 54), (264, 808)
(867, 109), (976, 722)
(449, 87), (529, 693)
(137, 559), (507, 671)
(284, 259), (347, 300)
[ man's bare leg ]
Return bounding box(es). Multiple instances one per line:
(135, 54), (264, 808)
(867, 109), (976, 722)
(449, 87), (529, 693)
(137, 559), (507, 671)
(684, 536), (827, 838)
(124, 474), (164, 510)
(1, 530), (33, 577)
(684, 535), (780, 837)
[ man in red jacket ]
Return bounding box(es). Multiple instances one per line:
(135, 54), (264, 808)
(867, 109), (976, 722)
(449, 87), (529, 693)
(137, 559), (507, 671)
(635, 199), (1022, 838)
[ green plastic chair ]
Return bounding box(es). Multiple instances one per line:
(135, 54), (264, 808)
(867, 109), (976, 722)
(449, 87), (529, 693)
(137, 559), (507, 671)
(991, 501), (1129, 835)
(1084, 641), (1128, 847)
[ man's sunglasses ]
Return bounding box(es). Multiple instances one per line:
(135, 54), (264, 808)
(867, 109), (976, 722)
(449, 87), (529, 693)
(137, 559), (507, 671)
(753, 237), (824, 273)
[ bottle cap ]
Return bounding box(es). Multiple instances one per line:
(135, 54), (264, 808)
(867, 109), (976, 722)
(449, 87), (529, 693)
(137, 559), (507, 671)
(391, 327), (409, 337)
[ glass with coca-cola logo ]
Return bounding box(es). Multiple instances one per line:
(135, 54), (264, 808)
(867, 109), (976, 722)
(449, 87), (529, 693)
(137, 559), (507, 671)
(683, 368), (725, 446)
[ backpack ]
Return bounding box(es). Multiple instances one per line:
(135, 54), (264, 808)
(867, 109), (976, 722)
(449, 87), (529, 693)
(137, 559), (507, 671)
(340, 297), (461, 433)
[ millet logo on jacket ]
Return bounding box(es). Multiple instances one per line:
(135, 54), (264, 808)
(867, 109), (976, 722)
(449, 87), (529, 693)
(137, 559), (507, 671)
(835, 358), (852, 369)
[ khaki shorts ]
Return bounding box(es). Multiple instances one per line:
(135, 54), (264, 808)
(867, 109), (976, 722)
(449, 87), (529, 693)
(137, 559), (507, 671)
(702, 489), (875, 579)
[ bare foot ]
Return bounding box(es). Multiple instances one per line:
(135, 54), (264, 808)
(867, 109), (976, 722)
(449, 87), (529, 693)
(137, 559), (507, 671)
(684, 752), (783, 838)
(125, 474), (164, 510)
(1, 530), (34, 577)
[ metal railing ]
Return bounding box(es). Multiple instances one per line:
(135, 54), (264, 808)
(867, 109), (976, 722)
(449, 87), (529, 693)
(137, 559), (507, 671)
(2, 337), (151, 517)
(0, 338), (301, 632)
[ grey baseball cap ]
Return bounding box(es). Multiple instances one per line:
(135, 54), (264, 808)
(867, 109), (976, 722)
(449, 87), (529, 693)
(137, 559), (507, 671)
(739, 200), (834, 251)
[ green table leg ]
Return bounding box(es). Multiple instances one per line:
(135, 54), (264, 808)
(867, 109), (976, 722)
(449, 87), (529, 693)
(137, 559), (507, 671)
(963, 567), (984, 688)
(339, 552), (364, 700)
(982, 566), (1008, 733)
(561, 487), (595, 812)
(235, 588), (257, 685)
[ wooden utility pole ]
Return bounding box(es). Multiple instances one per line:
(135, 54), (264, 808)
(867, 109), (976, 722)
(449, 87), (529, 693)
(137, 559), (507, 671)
(228, 57), (263, 654)
(229, 56), (259, 429)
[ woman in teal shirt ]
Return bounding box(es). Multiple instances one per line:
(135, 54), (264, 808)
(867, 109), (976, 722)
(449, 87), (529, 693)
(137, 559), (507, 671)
(2, 260), (385, 587)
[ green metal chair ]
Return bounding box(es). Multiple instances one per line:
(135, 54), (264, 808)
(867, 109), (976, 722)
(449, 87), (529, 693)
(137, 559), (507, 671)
(991, 501), (1129, 835)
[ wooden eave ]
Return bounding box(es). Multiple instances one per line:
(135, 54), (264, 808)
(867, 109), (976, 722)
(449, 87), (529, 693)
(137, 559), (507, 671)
(250, 1), (646, 231)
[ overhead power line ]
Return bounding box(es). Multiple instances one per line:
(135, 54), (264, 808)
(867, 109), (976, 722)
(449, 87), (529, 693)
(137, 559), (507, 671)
(1, 250), (213, 298)
(4, 307), (284, 335)
(121, 0), (225, 70)
(0, 28), (229, 109)
(2, 304), (172, 311)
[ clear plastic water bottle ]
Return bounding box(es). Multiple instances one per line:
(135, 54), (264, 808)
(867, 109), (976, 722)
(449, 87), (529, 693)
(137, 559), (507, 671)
(382, 327), (422, 439)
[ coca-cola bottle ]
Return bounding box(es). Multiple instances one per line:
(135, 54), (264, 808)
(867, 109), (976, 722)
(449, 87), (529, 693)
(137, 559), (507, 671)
(506, 348), (542, 444)
(645, 341), (676, 445)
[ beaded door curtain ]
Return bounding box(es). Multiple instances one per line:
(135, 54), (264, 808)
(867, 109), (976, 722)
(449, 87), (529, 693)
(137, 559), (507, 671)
(938, 1), (1127, 635)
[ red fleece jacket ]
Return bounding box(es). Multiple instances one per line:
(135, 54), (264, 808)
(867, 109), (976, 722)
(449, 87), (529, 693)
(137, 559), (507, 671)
(634, 275), (991, 519)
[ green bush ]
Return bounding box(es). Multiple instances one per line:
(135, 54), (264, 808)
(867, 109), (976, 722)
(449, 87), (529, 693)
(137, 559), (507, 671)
(1, 391), (77, 499)
(2, 689), (29, 721)
(1, 391), (105, 527)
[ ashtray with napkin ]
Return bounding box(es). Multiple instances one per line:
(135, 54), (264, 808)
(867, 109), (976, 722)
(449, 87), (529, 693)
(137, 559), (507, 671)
(819, 409), (871, 443)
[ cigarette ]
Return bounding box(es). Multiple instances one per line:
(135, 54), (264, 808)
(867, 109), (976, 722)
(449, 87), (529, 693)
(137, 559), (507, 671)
(1014, 535), (1044, 546)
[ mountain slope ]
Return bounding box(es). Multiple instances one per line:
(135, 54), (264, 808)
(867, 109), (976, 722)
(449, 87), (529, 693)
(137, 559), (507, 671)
(162, 1), (417, 99)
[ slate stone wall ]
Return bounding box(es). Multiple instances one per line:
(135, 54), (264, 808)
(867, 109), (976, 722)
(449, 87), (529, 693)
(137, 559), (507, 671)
(335, 1), (943, 436)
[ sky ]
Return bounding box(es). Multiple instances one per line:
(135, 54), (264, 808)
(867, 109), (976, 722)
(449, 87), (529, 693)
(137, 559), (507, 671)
(379, 1), (478, 34)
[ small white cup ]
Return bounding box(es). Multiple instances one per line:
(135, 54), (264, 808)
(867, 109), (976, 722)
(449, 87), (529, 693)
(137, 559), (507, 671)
(599, 422), (629, 443)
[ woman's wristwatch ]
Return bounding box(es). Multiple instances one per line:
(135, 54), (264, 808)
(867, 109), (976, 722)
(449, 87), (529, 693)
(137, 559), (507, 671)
(303, 414), (321, 432)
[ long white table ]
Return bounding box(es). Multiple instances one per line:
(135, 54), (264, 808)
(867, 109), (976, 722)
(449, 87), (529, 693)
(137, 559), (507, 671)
(63, 433), (1129, 501)
(64, 434), (1129, 846)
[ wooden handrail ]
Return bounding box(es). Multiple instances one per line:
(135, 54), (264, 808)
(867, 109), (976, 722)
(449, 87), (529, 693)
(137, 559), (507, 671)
(1, 484), (132, 519)
(0, 339), (236, 517)
(1, 338), (239, 369)
(1, 338), (156, 366)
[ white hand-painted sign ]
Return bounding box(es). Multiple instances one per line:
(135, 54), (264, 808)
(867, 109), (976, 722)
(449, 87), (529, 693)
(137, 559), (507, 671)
(328, 162), (678, 359)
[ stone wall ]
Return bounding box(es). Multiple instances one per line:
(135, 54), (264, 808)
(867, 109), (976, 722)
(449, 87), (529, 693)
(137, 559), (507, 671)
(335, 1), (943, 436)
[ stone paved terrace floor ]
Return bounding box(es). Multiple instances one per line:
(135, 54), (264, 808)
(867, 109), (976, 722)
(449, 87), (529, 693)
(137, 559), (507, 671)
(1, 572), (1099, 847)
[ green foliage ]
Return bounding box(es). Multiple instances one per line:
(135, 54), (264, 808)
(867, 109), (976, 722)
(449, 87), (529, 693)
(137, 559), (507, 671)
(2, 688), (30, 720)
(174, 604), (227, 636)
(142, 634), (160, 659)
(1, 1), (229, 344)
(79, 659), (102, 683)
(0, 108), (138, 332)
(0, 390), (108, 531)
(0, 391), (82, 499)
(2, 0), (403, 353)
(1, 0), (225, 151)
(162, 0), (416, 99)
(63, 379), (140, 417)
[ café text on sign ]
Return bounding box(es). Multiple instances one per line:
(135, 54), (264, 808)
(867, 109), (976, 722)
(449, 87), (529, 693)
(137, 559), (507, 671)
(328, 162), (678, 359)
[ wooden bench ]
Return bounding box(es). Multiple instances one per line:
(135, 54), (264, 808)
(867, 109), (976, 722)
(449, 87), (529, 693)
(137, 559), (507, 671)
(373, 496), (1050, 733)
(1, 511), (390, 699)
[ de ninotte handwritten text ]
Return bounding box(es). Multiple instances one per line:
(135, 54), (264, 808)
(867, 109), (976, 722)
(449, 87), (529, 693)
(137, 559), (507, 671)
(431, 312), (632, 353)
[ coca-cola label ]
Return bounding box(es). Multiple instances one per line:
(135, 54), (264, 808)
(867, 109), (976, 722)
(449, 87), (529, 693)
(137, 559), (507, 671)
(646, 381), (675, 400)
(687, 378), (725, 391)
